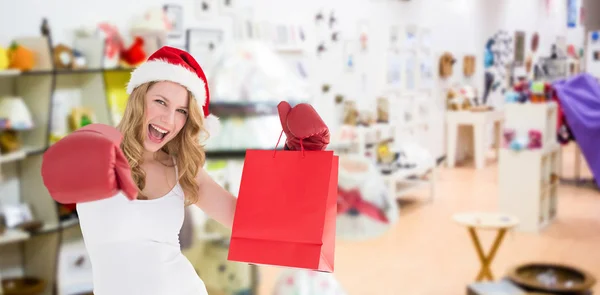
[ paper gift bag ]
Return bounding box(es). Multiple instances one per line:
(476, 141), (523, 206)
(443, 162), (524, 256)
(228, 146), (338, 272)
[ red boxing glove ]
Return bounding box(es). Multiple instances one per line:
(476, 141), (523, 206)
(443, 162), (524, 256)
(41, 124), (138, 204)
(278, 101), (330, 151)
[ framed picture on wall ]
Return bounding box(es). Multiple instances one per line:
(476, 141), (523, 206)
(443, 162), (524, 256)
(357, 20), (369, 52)
(218, 0), (237, 15)
(404, 24), (418, 51)
(194, 0), (218, 20)
(386, 50), (403, 88)
(419, 57), (434, 90)
(419, 28), (432, 52)
(389, 25), (400, 50)
(404, 52), (417, 90)
(232, 10), (255, 41)
(342, 40), (358, 72)
(163, 4), (184, 38)
(186, 28), (224, 76)
(273, 24), (289, 46)
(514, 31), (526, 65)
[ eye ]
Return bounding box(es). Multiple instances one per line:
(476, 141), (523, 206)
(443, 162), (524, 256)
(154, 99), (166, 106)
(177, 109), (188, 115)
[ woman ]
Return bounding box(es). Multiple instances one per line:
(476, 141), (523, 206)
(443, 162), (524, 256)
(41, 46), (330, 295)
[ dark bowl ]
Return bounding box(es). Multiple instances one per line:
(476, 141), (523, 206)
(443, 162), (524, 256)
(2, 277), (47, 295)
(506, 262), (596, 293)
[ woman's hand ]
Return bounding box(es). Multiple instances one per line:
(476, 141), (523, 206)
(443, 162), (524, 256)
(278, 101), (330, 151)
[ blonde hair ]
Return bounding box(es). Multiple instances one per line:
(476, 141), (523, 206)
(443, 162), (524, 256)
(117, 81), (208, 206)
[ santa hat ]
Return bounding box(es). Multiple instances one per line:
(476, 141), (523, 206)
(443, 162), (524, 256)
(126, 46), (220, 136)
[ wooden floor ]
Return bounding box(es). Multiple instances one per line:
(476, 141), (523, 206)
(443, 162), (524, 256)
(255, 143), (600, 295)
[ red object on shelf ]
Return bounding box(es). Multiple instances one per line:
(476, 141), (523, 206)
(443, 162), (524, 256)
(120, 37), (146, 66)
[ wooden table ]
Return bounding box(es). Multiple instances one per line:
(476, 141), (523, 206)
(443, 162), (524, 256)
(453, 212), (519, 282)
(446, 110), (504, 169)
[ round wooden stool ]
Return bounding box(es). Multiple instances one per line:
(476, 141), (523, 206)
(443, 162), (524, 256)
(453, 212), (519, 282)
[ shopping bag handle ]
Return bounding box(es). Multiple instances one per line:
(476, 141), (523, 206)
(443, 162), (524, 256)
(273, 130), (305, 158)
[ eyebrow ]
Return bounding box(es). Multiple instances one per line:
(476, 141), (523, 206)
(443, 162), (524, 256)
(157, 94), (188, 109)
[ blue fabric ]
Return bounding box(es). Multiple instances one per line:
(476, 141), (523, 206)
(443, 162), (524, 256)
(553, 73), (600, 185)
(484, 50), (494, 68)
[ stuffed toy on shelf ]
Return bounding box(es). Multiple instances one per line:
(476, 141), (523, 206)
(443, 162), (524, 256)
(96, 22), (124, 69)
(53, 44), (87, 70)
(503, 128), (543, 151)
(376, 97), (389, 124)
(446, 86), (477, 111)
(68, 107), (95, 132)
(0, 131), (20, 154)
(0, 46), (9, 70)
(130, 6), (171, 54)
(0, 96), (34, 154)
(342, 100), (359, 126)
(8, 42), (35, 71)
(357, 109), (375, 127)
(120, 37), (147, 68)
(375, 139), (417, 175)
(530, 81), (547, 103)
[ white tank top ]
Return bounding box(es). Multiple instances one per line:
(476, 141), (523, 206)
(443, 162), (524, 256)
(76, 158), (208, 295)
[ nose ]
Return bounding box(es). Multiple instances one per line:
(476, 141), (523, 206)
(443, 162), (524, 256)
(161, 109), (176, 126)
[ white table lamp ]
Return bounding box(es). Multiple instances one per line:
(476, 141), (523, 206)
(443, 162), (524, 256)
(0, 96), (34, 130)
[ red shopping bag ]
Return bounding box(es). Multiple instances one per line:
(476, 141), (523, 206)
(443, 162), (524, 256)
(228, 135), (339, 272)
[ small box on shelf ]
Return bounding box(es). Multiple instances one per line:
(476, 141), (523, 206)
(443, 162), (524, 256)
(71, 36), (105, 70)
(502, 102), (558, 150)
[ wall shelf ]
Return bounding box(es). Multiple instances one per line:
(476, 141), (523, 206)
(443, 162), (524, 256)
(0, 229), (30, 246)
(0, 149), (27, 164)
(0, 67), (133, 77)
(0, 35), (134, 295)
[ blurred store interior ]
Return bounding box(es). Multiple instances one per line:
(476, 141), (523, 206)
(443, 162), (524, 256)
(1, 0), (600, 294)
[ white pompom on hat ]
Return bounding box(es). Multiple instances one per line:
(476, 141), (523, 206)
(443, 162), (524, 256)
(126, 46), (220, 136)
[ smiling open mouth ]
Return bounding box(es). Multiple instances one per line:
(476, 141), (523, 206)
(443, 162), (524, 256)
(148, 124), (169, 143)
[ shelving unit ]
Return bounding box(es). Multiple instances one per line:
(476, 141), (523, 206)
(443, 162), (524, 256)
(0, 35), (126, 295)
(498, 102), (560, 232)
(332, 90), (438, 203)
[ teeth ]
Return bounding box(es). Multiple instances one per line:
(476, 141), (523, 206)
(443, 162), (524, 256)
(151, 124), (169, 134)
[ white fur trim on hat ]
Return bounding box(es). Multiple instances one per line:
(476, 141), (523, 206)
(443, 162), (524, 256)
(127, 59), (208, 106)
(204, 114), (221, 138)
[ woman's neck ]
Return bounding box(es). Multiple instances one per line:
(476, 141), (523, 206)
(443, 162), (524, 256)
(143, 150), (158, 162)
(143, 149), (169, 163)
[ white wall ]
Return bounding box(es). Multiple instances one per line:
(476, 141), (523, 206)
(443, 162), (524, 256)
(0, 0), (490, 160)
(0, 0), (575, 158)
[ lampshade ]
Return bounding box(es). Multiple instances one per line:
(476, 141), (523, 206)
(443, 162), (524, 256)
(0, 96), (34, 130)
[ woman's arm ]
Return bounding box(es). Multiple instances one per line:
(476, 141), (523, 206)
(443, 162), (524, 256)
(194, 167), (237, 229)
(193, 102), (328, 229)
